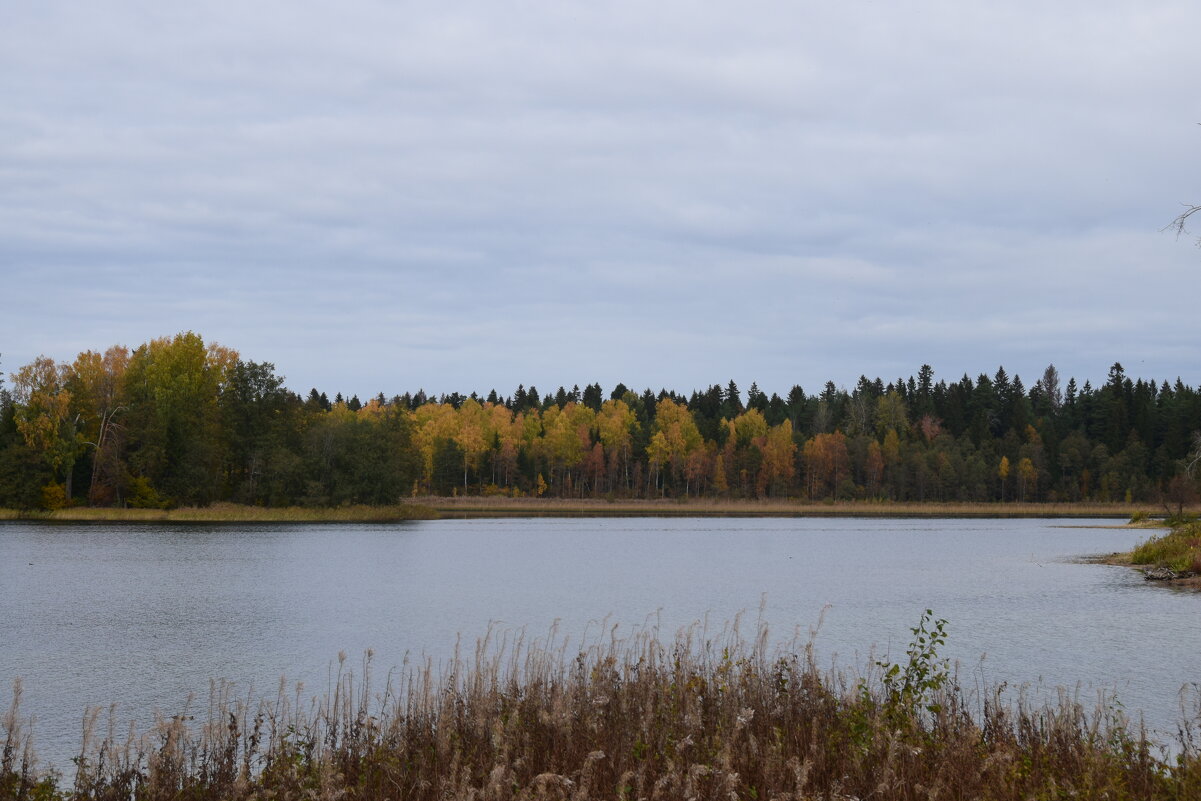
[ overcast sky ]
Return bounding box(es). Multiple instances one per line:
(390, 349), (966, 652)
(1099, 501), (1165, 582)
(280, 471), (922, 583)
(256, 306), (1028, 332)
(2, 1), (1199, 401)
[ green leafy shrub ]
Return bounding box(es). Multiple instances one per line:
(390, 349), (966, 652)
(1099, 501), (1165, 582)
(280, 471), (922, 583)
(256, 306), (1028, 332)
(878, 609), (951, 718)
(1130, 521), (1201, 573)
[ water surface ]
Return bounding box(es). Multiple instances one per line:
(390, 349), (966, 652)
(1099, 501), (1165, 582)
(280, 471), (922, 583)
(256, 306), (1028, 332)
(1, 517), (1196, 769)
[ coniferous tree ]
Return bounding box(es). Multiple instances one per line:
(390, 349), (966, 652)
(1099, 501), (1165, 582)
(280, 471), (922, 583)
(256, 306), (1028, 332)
(581, 383), (603, 411)
(722, 380), (743, 418)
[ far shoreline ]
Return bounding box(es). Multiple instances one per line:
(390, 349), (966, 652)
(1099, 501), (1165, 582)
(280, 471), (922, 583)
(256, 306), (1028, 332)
(420, 497), (1181, 520)
(2, 498), (1192, 523)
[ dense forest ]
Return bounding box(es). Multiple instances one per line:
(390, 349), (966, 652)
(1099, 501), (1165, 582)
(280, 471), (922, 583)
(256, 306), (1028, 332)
(1, 332), (1200, 510)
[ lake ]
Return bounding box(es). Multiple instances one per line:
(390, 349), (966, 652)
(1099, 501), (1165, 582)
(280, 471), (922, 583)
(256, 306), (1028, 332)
(1, 517), (1197, 770)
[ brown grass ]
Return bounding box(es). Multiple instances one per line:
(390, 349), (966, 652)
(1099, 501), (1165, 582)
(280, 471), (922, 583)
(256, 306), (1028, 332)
(0, 502), (439, 524)
(4, 500), (1191, 523)
(3, 617), (1198, 801)
(425, 496), (1173, 519)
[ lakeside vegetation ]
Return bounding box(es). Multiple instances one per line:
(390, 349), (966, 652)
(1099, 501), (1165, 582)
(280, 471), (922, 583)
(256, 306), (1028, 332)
(3, 614), (1198, 801)
(3, 499), (1194, 522)
(424, 497), (1195, 519)
(1130, 521), (1201, 574)
(2, 333), (1200, 513)
(1095, 516), (1201, 589)
(0, 502), (437, 523)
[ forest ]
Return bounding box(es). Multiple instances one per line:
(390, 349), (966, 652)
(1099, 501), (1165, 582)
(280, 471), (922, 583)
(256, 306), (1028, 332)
(1, 332), (1200, 510)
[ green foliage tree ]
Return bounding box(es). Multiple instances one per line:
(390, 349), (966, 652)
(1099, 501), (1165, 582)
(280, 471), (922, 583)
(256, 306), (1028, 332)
(0, 375), (49, 509)
(220, 360), (300, 504)
(121, 332), (238, 506)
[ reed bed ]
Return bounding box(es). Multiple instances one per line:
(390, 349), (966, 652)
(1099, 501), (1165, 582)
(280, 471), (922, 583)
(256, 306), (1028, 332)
(4, 616), (1199, 801)
(1, 503), (438, 523)
(3, 500), (1187, 522)
(427, 496), (1163, 519)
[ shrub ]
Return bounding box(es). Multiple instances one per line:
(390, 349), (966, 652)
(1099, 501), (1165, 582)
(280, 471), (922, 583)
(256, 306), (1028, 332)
(39, 482), (67, 511)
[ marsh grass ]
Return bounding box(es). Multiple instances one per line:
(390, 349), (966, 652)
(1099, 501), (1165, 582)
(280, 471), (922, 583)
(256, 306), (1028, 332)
(3, 616), (1200, 801)
(4, 500), (1186, 522)
(426, 496), (1165, 519)
(0, 503), (438, 524)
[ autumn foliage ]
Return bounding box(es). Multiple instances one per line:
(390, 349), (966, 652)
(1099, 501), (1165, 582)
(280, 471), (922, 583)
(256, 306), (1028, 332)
(2, 335), (1200, 509)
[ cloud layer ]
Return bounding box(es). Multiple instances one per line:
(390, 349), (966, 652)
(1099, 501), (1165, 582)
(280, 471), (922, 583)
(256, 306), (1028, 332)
(2, 1), (1199, 399)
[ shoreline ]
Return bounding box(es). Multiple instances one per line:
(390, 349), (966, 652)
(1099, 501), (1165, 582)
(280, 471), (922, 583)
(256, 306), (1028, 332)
(0, 502), (440, 523)
(1094, 520), (1201, 591)
(420, 497), (1173, 519)
(2, 498), (1191, 522)
(1096, 557), (1201, 590)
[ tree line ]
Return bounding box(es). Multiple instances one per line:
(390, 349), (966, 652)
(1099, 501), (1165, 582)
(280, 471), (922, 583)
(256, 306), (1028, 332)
(2, 332), (1200, 509)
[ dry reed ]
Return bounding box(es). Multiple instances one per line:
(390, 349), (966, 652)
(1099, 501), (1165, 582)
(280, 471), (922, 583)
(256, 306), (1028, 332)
(5, 500), (1192, 523)
(2, 503), (438, 524)
(426, 496), (1171, 520)
(3, 616), (1200, 800)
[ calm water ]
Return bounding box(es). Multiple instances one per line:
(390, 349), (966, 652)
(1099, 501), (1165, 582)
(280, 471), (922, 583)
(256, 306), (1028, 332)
(1, 517), (1198, 769)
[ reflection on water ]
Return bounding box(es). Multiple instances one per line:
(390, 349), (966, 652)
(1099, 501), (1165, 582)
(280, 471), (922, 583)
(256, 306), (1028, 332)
(1, 517), (1197, 769)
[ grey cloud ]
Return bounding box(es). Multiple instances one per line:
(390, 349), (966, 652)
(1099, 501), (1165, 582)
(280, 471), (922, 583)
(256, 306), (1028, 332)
(2, 1), (1199, 399)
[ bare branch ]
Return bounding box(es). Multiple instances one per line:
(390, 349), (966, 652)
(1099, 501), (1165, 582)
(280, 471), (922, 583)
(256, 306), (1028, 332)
(1187, 431), (1201, 478)
(1163, 203), (1201, 240)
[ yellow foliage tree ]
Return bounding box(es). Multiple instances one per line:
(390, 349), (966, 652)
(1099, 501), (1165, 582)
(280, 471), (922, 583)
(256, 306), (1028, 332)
(538, 403), (594, 493)
(733, 408), (768, 446)
(414, 402), (459, 490)
(802, 431), (850, 499)
(650, 399), (703, 493)
(486, 402), (522, 488)
(11, 356), (77, 501)
(455, 398), (490, 486)
(1018, 456), (1036, 501)
(756, 420), (796, 497)
(595, 399), (639, 492)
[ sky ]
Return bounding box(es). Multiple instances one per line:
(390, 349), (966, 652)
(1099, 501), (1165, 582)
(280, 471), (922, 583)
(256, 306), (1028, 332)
(2, 1), (1199, 402)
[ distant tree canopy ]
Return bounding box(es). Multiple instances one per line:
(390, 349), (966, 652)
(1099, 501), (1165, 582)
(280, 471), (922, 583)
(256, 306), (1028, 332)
(3, 333), (1201, 509)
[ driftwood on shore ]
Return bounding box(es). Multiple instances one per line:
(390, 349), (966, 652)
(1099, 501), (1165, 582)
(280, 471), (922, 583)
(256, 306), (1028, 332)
(1143, 566), (1198, 581)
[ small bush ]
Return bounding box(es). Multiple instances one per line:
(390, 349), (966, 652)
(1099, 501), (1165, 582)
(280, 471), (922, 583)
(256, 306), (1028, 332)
(39, 483), (67, 511)
(125, 476), (168, 509)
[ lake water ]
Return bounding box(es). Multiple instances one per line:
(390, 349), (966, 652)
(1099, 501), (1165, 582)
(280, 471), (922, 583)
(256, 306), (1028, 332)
(1, 517), (1198, 770)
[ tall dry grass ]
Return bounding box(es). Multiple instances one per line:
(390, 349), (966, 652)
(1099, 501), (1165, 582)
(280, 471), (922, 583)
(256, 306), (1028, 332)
(425, 496), (1168, 519)
(3, 617), (1199, 800)
(5, 499), (1188, 522)
(0, 503), (438, 524)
